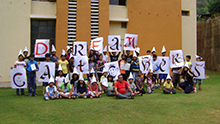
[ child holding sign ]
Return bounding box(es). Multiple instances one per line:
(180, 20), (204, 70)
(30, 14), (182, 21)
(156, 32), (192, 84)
(26, 54), (39, 97)
(12, 50), (26, 96)
(193, 55), (205, 91)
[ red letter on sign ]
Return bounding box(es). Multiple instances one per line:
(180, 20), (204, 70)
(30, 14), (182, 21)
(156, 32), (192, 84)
(124, 37), (135, 49)
(92, 40), (101, 52)
(36, 43), (48, 55)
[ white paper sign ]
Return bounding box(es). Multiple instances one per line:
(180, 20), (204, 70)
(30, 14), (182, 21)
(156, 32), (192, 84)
(10, 68), (27, 89)
(74, 56), (89, 74)
(91, 37), (103, 53)
(101, 78), (108, 87)
(30, 64), (36, 71)
(170, 50), (184, 68)
(191, 61), (205, 79)
(38, 62), (55, 82)
(120, 63), (131, 71)
(104, 61), (121, 77)
(124, 34), (138, 50)
(108, 35), (121, 52)
(154, 56), (170, 74)
(73, 42), (87, 56)
(139, 55), (153, 73)
(34, 39), (50, 58)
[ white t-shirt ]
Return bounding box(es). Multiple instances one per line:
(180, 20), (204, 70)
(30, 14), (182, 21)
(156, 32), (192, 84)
(46, 86), (57, 94)
(14, 61), (26, 68)
(55, 76), (65, 86)
(102, 54), (109, 63)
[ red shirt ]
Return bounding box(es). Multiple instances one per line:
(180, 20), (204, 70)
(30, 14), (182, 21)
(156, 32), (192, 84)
(114, 80), (129, 94)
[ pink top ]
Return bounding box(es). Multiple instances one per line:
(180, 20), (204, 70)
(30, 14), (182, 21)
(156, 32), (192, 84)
(14, 61), (26, 68)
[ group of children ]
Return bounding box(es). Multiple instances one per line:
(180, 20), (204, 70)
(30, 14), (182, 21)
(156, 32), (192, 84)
(12, 44), (204, 100)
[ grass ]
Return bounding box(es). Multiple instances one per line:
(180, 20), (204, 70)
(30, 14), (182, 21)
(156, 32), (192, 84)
(0, 71), (220, 124)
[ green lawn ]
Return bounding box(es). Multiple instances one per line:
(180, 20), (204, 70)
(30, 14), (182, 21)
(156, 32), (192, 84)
(0, 71), (220, 124)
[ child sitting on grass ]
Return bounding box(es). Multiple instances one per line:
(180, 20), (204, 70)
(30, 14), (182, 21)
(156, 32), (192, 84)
(55, 65), (65, 88)
(145, 70), (160, 94)
(74, 72), (88, 98)
(58, 74), (75, 99)
(163, 74), (176, 94)
(88, 75), (102, 98)
(128, 72), (142, 96)
(44, 76), (59, 100)
(106, 76), (115, 96)
(135, 71), (146, 94)
(70, 68), (79, 93)
(100, 68), (108, 93)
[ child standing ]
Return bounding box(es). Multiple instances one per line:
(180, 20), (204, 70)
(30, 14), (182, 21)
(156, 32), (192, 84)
(88, 75), (102, 98)
(23, 46), (29, 63)
(58, 50), (69, 77)
(12, 50), (26, 96)
(159, 46), (167, 90)
(42, 53), (52, 96)
(135, 71), (146, 94)
(26, 54), (39, 97)
(185, 55), (192, 70)
(109, 52), (120, 62)
(119, 54), (127, 81)
(194, 55), (205, 91)
(163, 74), (176, 94)
(96, 54), (105, 81)
(130, 52), (140, 79)
(102, 46), (109, 63)
(106, 76), (115, 96)
(152, 54), (159, 84)
(44, 76), (59, 100)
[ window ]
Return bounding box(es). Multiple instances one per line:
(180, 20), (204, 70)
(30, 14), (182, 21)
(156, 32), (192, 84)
(182, 10), (190, 16)
(109, 0), (126, 6)
(121, 22), (127, 28)
(31, 20), (56, 56)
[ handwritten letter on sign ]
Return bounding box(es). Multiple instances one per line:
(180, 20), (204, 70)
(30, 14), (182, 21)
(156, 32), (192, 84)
(108, 35), (121, 52)
(73, 42), (87, 56)
(124, 34), (138, 51)
(34, 39), (50, 58)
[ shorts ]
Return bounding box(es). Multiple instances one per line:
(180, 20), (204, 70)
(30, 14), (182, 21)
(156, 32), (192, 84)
(159, 74), (167, 80)
(152, 74), (157, 82)
(42, 82), (48, 87)
(194, 79), (203, 84)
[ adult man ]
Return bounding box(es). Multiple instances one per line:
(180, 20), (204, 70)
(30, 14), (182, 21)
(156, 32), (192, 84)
(114, 75), (134, 99)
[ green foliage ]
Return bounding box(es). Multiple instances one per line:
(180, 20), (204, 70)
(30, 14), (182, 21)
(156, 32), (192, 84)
(197, 0), (209, 16)
(0, 71), (220, 123)
(208, 0), (220, 15)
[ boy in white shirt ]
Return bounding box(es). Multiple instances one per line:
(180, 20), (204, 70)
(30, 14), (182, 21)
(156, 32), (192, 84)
(44, 77), (59, 100)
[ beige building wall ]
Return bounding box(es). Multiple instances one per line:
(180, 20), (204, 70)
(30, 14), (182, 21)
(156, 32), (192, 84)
(182, 0), (197, 60)
(0, 0), (57, 82)
(31, 1), (56, 17)
(109, 5), (128, 50)
(0, 0), (31, 82)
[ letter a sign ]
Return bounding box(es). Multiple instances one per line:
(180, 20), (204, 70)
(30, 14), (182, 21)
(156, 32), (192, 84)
(108, 35), (121, 52)
(34, 39), (50, 58)
(73, 42), (87, 56)
(124, 34), (138, 51)
(91, 37), (103, 53)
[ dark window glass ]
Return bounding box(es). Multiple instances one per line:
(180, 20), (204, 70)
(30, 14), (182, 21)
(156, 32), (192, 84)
(109, 0), (126, 6)
(121, 22), (127, 28)
(31, 19), (56, 57)
(182, 11), (190, 16)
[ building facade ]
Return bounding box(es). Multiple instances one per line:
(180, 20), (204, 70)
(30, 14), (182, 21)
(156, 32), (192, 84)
(0, 0), (196, 82)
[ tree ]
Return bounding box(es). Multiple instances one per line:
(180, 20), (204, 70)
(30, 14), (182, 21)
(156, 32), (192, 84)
(208, 0), (220, 15)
